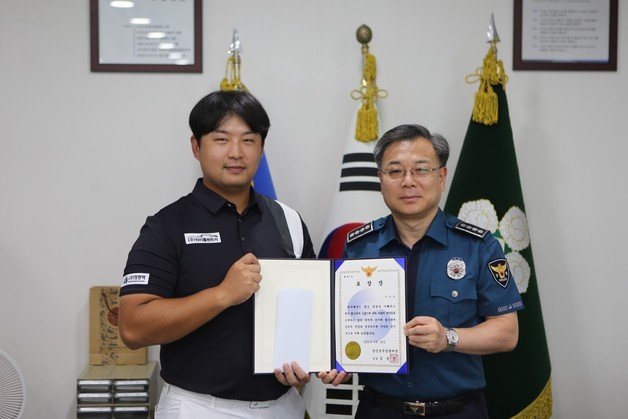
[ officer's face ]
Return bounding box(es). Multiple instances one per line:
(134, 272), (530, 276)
(378, 138), (446, 223)
(191, 114), (263, 199)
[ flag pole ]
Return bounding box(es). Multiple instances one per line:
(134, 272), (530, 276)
(304, 25), (390, 418)
(218, 28), (276, 199)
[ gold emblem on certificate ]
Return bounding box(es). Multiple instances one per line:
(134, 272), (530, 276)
(345, 341), (361, 360)
(361, 266), (377, 277)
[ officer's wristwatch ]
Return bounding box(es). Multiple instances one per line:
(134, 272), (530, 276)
(444, 328), (459, 353)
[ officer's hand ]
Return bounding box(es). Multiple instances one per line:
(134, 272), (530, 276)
(275, 362), (311, 388)
(404, 316), (447, 353)
(317, 369), (352, 386)
(220, 253), (261, 307)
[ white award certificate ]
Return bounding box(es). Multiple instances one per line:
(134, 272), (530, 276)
(334, 258), (408, 374)
(254, 258), (407, 374)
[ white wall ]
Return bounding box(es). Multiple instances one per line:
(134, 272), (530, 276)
(1, 1), (627, 418)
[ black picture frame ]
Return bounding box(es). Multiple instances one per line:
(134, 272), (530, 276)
(514, 0), (617, 71)
(90, 0), (202, 73)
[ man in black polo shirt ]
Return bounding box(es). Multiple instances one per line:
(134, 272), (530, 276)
(119, 90), (315, 418)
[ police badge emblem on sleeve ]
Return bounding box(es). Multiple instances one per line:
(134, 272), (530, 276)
(488, 258), (510, 287)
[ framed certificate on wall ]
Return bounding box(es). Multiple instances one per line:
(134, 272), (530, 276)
(90, 0), (202, 72)
(514, 0), (617, 71)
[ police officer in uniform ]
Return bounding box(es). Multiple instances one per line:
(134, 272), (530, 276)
(318, 124), (523, 418)
(118, 91), (314, 418)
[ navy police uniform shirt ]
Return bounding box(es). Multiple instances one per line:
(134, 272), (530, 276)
(344, 209), (523, 401)
(120, 179), (315, 401)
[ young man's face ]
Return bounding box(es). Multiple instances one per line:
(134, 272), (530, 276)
(378, 138), (447, 223)
(191, 114), (263, 199)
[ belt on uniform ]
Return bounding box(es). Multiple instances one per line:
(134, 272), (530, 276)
(361, 386), (481, 416)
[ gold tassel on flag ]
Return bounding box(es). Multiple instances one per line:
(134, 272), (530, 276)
(465, 13), (508, 126)
(512, 378), (553, 419)
(221, 28), (248, 92)
(352, 25), (387, 142)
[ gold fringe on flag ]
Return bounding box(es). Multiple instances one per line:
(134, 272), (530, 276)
(512, 377), (553, 419)
(352, 25), (387, 142)
(221, 29), (248, 92)
(355, 50), (378, 141)
(465, 42), (508, 126)
(221, 55), (247, 92)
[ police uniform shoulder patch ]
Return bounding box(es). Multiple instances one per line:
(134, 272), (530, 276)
(488, 258), (510, 288)
(347, 222), (374, 243)
(454, 221), (489, 238)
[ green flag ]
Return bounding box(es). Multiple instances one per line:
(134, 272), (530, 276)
(444, 45), (552, 418)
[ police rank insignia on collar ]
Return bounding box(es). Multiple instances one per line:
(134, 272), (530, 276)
(454, 221), (489, 238)
(488, 258), (510, 288)
(347, 222), (374, 243)
(447, 257), (466, 280)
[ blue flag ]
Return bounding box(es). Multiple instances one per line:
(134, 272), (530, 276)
(253, 152), (276, 199)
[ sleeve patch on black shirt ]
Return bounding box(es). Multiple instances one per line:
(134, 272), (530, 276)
(347, 222), (374, 243)
(122, 273), (150, 287)
(488, 258), (510, 288)
(454, 221), (489, 238)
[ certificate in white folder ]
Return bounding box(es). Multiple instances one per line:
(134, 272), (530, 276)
(254, 258), (407, 375)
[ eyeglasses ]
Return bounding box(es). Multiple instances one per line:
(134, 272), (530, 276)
(379, 166), (443, 180)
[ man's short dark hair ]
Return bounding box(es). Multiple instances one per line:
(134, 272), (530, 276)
(373, 124), (450, 168)
(189, 90), (271, 145)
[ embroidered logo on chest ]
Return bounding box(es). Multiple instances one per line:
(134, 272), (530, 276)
(184, 232), (221, 244)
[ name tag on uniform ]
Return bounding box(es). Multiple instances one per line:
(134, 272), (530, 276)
(184, 233), (221, 244)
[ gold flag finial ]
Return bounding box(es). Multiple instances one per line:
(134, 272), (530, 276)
(351, 24), (387, 142)
(221, 28), (248, 92)
(465, 13), (508, 126)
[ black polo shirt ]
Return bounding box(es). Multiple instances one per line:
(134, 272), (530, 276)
(121, 179), (315, 400)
